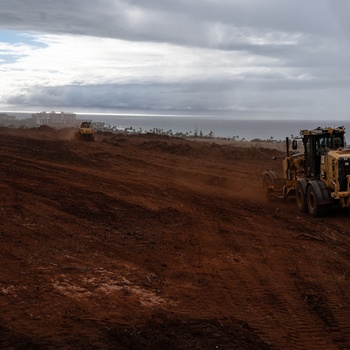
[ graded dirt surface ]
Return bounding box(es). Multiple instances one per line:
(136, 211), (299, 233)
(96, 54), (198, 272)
(0, 126), (350, 349)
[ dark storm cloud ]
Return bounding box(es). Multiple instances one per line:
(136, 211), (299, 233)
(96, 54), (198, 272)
(126, 0), (340, 36)
(9, 71), (350, 114)
(7, 82), (236, 111)
(0, 0), (343, 49)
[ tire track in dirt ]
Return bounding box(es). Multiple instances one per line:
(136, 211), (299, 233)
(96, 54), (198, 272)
(226, 264), (338, 350)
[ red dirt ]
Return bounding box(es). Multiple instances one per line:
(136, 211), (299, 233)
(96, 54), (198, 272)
(0, 126), (350, 349)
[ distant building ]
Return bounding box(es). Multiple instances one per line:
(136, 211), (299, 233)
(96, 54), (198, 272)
(0, 113), (16, 126)
(31, 111), (77, 127)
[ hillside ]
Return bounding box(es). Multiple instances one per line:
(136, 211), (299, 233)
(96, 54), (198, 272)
(0, 127), (350, 349)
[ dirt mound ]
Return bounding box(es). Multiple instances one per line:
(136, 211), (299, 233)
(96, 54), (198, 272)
(141, 140), (193, 155)
(0, 128), (350, 349)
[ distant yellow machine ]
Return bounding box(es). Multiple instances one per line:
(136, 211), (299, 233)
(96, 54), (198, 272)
(76, 121), (94, 141)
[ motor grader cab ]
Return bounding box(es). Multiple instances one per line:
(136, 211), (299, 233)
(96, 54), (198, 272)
(263, 126), (350, 216)
(76, 121), (94, 141)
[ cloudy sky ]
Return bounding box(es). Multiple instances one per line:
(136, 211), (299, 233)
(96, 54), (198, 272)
(1, 0), (350, 119)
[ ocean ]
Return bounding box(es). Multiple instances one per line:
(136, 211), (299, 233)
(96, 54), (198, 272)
(7, 111), (350, 142)
(81, 114), (349, 142)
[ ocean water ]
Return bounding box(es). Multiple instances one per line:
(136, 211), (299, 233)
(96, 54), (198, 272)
(7, 111), (349, 142)
(84, 114), (349, 142)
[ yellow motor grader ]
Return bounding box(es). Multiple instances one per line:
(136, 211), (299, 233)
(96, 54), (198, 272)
(263, 126), (350, 216)
(76, 121), (94, 141)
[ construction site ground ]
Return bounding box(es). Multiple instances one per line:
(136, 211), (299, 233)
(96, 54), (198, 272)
(0, 126), (350, 350)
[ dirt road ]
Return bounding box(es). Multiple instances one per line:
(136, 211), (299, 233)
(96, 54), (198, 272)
(0, 126), (349, 349)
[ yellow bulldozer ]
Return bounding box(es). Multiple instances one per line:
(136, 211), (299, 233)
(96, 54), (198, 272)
(263, 126), (350, 216)
(76, 121), (94, 141)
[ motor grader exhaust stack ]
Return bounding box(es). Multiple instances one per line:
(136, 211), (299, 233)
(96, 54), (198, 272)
(263, 126), (350, 216)
(76, 121), (94, 141)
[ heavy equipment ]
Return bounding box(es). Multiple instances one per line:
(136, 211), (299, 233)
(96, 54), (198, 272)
(263, 126), (350, 216)
(76, 121), (94, 141)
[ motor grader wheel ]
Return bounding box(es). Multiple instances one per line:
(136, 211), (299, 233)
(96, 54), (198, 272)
(306, 182), (331, 217)
(262, 174), (272, 200)
(82, 133), (94, 141)
(75, 132), (94, 141)
(262, 170), (280, 201)
(296, 181), (307, 213)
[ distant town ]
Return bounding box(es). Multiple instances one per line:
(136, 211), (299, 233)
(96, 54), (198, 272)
(0, 111), (124, 134)
(1, 111), (90, 129)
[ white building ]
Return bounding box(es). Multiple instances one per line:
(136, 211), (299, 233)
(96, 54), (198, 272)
(31, 111), (77, 127)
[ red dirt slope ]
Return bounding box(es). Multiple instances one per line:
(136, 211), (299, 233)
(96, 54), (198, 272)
(0, 126), (350, 349)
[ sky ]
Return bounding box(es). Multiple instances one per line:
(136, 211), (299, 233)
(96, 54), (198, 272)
(1, 0), (350, 119)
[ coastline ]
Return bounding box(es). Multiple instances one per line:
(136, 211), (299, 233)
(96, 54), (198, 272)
(189, 137), (301, 152)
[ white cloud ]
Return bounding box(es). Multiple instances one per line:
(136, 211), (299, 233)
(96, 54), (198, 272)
(2, 32), (282, 86)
